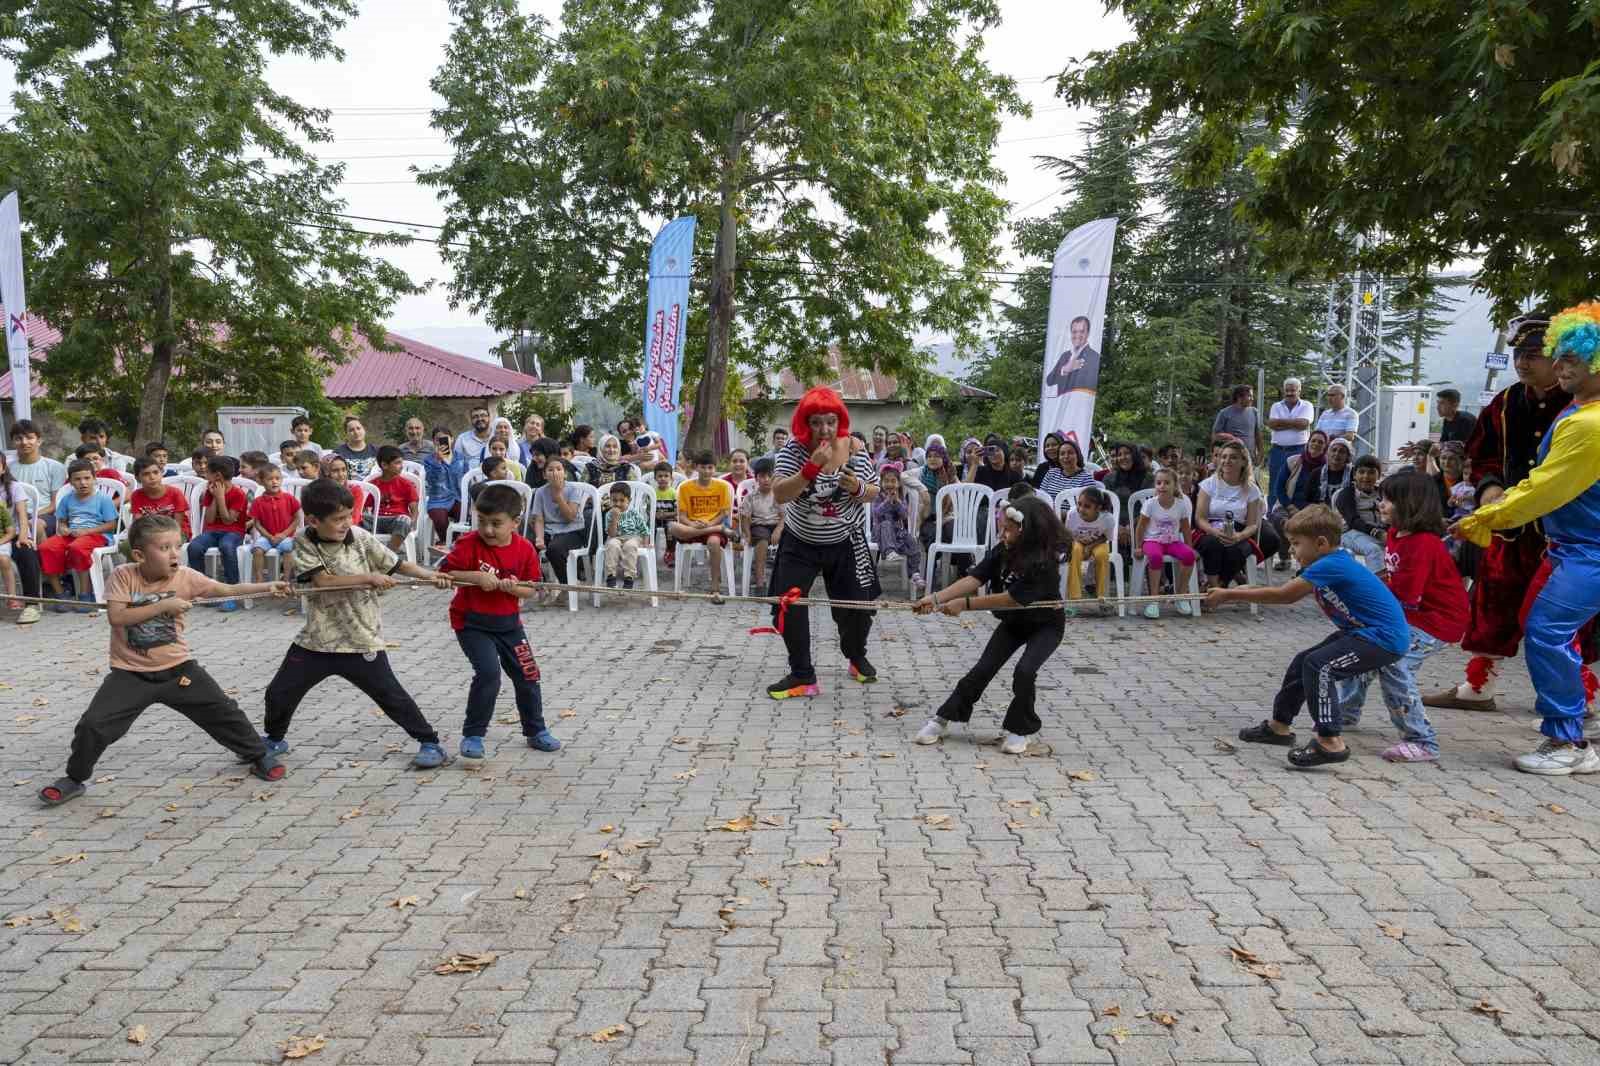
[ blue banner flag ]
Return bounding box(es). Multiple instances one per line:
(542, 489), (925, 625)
(641, 216), (697, 462)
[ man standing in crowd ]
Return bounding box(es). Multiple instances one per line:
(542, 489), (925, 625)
(1436, 388), (1477, 443)
(333, 415), (380, 480)
(1211, 385), (1262, 461)
(1266, 378), (1314, 507)
(290, 415), (322, 456)
(455, 405), (494, 465)
(1425, 312), (1594, 713)
(1315, 384), (1359, 440)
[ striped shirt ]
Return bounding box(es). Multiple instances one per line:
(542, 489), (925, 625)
(774, 440), (879, 545)
(1037, 467), (1096, 499)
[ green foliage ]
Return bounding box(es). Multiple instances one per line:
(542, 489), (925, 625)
(421, 0), (1025, 451)
(499, 390), (573, 443)
(381, 393), (435, 445)
(0, 0), (419, 447)
(1060, 0), (1600, 322)
(1384, 275), (1468, 385)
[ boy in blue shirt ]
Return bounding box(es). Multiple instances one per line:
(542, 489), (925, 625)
(1207, 504), (1409, 767)
(40, 459), (119, 612)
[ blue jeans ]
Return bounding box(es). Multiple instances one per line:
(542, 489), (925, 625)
(1337, 626), (1443, 752)
(1341, 530), (1385, 572)
(1268, 443), (1303, 508)
(254, 537), (295, 554)
(1525, 551), (1600, 743)
(456, 623), (545, 738)
(186, 530), (243, 584)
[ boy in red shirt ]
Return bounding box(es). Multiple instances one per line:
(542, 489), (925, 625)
(248, 463), (302, 581)
(185, 454), (250, 611)
(440, 483), (556, 759)
(1337, 471), (1469, 762)
(370, 445), (419, 554)
(129, 457), (191, 538)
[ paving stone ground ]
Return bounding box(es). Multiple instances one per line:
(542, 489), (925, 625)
(1, 581), (1598, 1066)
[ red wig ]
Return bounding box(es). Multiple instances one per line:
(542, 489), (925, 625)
(790, 386), (851, 449)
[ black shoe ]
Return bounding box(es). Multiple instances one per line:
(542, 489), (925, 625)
(848, 657), (878, 684)
(1239, 720), (1295, 746)
(606, 576), (619, 588)
(622, 578), (635, 590)
(768, 674), (819, 700)
(1288, 740), (1350, 768)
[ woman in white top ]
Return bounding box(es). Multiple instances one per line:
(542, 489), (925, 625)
(1193, 440), (1279, 589)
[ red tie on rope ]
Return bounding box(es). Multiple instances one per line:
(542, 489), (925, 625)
(749, 586), (804, 636)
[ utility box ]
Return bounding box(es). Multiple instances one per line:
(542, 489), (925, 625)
(217, 406), (307, 457)
(1378, 386), (1432, 465)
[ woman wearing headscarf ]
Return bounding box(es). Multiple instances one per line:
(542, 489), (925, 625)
(766, 387), (882, 700)
(1030, 433), (1064, 487)
(585, 434), (640, 488)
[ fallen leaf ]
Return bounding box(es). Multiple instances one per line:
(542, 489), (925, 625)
(1101, 1005), (1120, 1017)
(590, 1024), (627, 1043)
(98, 808), (116, 819)
(32, 696), (48, 706)
(1006, 821), (1028, 830)
(1109, 1026), (1130, 1045)
(339, 808), (363, 821)
(591, 850), (612, 862)
(612, 870), (633, 884)
(925, 814), (952, 828)
(626, 838), (659, 849)
(759, 814), (785, 826)
(974, 761), (989, 771)
(829, 821), (847, 831)
(559, 709), (577, 719)
(715, 815), (756, 833)
(1029, 806), (1043, 818)
(567, 893), (588, 903)
(797, 855), (830, 866)
(673, 768), (698, 781)
(1151, 1011), (1177, 1027)
(496, 715), (518, 724)
(1548, 803), (1568, 814)
(1068, 770), (1097, 782)
(4, 914), (33, 927)
(279, 1033), (329, 1058)
(1213, 739), (1237, 753)
(254, 792), (272, 802)
(599, 824), (614, 833)
(47, 852), (87, 866)
(1230, 947), (1262, 964)
(887, 705), (910, 718)
(14, 714), (42, 724)
(163, 803), (178, 812)
(388, 895), (419, 909)
(59, 916), (85, 933)
(877, 752), (896, 760)
(127, 1025), (148, 1044)
(433, 952), (497, 975)
(1379, 923), (1404, 939)
(1008, 800), (1031, 808)
(1473, 999), (1507, 1018)
(626, 883), (649, 894)
(514, 888), (527, 900)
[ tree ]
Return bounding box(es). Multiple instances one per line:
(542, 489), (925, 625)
(0, 0), (418, 446)
(1383, 274), (1467, 385)
(1060, 1), (1600, 322)
(422, 0), (1023, 454)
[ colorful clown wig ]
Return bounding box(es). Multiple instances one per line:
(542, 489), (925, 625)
(789, 387), (851, 449)
(1544, 302), (1600, 369)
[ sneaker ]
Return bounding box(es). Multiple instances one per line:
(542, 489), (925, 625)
(1063, 606), (1078, 619)
(528, 730), (562, 752)
(250, 753), (286, 781)
(1382, 741), (1439, 763)
(606, 575), (619, 588)
(47, 594), (71, 614)
(1514, 738), (1600, 776)
(767, 674), (819, 700)
(459, 736), (486, 760)
(1175, 599), (1193, 617)
(914, 717), (949, 745)
(1142, 603), (1160, 620)
(217, 600), (239, 613)
(413, 742), (450, 769)
(263, 737), (290, 757)
(622, 578), (635, 590)
(76, 593), (98, 615)
(848, 657), (878, 684)
(17, 605), (40, 625)
(1000, 732), (1030, 755)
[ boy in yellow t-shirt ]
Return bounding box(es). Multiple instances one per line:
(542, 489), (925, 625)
(670, 451), (734, 603)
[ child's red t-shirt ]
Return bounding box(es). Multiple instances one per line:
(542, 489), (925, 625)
(372, 474), (419, 517)
(440, 531), (541, 631)
(249, 491), (301, 538)
(96, 470), (126, 487)
(202, 484), (249, 535)
(347, 483), (368, 523)
(131, 485), (191, 537)
(1383, 529), (1468, 644)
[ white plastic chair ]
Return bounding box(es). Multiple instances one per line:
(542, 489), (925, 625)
(444, 469), (488, 548)
(14, 482), (44, 542)
(1054, 485), (1125, 617)
(1126, 488), (1200, 620)
(869, 486), (920, 597)
(186, 476), (260, 585)
(589, 479), (659, 608)
(558, 481), (604, 612)
(733, 477), (760, 596)
(923, 483), (992, 591)
(363, 468), (426, 563)
(236, 477), (311, 593)
(50, 481), (124, 603)
(88, 500), (132, 604)
(669, 481), (735, 601)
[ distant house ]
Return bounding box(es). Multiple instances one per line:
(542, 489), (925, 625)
(730, 347), (995, 452)
(1, 319), (549, 450)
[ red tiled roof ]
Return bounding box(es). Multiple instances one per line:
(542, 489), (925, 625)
(0, 316), (536, 401)
(743, 346), (995, 403)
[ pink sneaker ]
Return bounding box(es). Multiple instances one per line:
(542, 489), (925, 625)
(1382, 741), (1438, 763)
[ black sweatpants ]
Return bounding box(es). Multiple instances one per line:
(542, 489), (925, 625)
(10, 543), (41, 598)
(1195, 522), (1281, 587)
(769, 534), (878, 681)
(543, 529), (588, 583)
(67, 662), (264, 782)
(263, 645), (440, 744)
(1272, 630), (1401, 738)
(456, 622), (544, 738)
(937, 618), (1064, 736)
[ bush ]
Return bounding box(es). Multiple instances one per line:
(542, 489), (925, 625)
(382, 393), (433, 444)
(499, 389), (573, 442)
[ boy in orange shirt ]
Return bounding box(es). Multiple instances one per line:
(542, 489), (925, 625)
(670, 451), (734, 603)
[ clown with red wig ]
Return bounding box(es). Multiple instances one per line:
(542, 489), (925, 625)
(1454, 302), (1600, 775)
(765, 386), (882, 698)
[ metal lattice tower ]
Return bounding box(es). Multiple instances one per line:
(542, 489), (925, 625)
(1317, 237), (1388, 457)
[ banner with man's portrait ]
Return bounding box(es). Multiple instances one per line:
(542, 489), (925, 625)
(1037, 217), (1117, 458)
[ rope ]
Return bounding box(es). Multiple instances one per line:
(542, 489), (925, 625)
(4, 576), (1211, 614)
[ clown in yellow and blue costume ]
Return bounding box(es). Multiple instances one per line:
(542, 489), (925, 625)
(1457, 301), (1600, 775)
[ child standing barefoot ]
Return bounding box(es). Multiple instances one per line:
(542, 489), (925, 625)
(1336, 472), (1468, 762)
(39, 515), (290, 806)
(1135, 469), (1196, 619)
(911, 496), (1065, 756)
(1209, 505), (1409, 769)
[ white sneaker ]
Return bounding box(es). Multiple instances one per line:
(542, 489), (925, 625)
(1142, 603), (1160, 620)
(1175, 599), (1193, 617)
(1514, 738), (1600, 775)
(914, 718), (949, 745)
(1000, 732), (1030, 755)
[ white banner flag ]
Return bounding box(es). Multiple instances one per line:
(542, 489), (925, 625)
(0, 191), (30, 421)
(1037, 217), (1117, 457)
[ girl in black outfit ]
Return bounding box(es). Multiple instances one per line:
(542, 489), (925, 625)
(1101, 442), (1153, 557)
(911, 495), (1066, 756)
